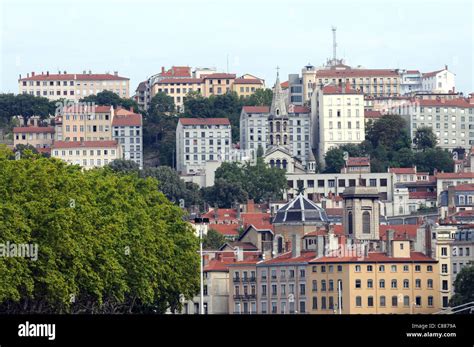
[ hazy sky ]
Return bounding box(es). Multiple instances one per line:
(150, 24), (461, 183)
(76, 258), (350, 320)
(1, 0), (473, 94)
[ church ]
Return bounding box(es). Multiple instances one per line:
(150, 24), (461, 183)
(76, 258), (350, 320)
(239, 70), (316, 173)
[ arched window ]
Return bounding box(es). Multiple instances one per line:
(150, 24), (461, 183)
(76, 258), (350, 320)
(276, 108), (280, 116)
(276, 121), (281, 132)
(283, 135), (288, 145)
(277, 237), (283, 254)
(276, 135), (281, 145)
(282, 160), (287, 170)
(270, 135), (273, 145)
(269, 159), (275, 168)
(348, 211), (353, 234)
(276, 159), (281, 169)
(362, 211), (371, 234)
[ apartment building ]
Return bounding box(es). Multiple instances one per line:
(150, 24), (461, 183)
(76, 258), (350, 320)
(232, 74), (265, 98)
(176, 118), (232, 174)
(308, 249), (440, 314)
(112, 108), (143, 169)
(314, 68), (401, 98)
(312, 84), (365, 165)
(152, 78), (203, 110)
(18, 71), (129, 101)
(421, 66), (455, 94)
(394, 96), (474, 150)
(51, 140), (121, 169)
(55, 105), (114, 142)
(13, 126), (55, 149)
(451, 227), (473, 286)
(228, 259), (260, 314)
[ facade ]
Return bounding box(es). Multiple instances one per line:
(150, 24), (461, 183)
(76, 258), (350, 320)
(55, 105), (114, 142)
(228, 260), (260, 314)
(240, 73), (312, 168)
(394, 97), (474, 150)
(51, 140), (121, 169)
(232, 75), (265, 98)
(112, 108), (143, 169)
(152, 78), (203, 110)
(312, 84), (365, 165)
(451, 227), (474, 287)
(176, 118), (232, 174)
(314, 68), (401, 98)
(18, 71), (129, 101)
(399, 70), (422, 95)
(13, 126), (55, 149)
(439, 183), (474, 218)
(421, 67), (455, 94)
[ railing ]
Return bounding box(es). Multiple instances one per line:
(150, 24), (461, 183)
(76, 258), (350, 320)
(233, 277), (240, 283)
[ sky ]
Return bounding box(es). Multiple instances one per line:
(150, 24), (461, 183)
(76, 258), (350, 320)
(1, 0), (473, 94)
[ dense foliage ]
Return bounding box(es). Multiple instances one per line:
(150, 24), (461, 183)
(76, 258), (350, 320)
(324, 115), (454, 174)
(450, 264), (474, 308)
(0, 147), (199, 314)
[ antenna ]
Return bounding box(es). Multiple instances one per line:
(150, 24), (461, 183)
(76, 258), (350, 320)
(332, 26), (337, 62)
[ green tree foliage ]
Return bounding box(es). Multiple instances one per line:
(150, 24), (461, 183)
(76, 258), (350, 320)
(143, 93), (178, 167)
(323, 114), (454, 174)
(107, 159), (140, 174)
(201, 178), (248, 208)
(0, 93), (56, 127)
(413, 126), (438, 151)
(0, 147), (199, 313)
(202, 229), (227, 250)
(450, 264), (474, 307)
(141, 166), (202, 207)
(214, 157), (287, 203)
(244, 88), (273, 107)
(81, 90), (139, 112)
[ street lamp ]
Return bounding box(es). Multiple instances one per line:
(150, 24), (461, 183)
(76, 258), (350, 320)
(194, 217), (209, 315)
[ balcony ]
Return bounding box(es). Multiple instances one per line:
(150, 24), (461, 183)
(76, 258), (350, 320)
(243, 294), (257, 300)
(233, 277), (241, 283)
(233, 294), (243, 300)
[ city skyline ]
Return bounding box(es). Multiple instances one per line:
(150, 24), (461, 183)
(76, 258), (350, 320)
(1, 0), (473, 94)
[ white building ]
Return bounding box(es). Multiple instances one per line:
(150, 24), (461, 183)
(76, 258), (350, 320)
(176, 118), (232, 174)
(51, 140), (122, 169)
(399, 69), (422, 95)
(421, 66), (456, 94)
(393, 97), (474, 150)
(312, 84), (365, 166)
(112, 108), (143, 169)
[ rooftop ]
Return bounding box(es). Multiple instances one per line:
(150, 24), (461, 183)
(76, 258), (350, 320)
(178, 118), (230, 126)
(19, 72), (128, 81)
(52, 140), (118, 149)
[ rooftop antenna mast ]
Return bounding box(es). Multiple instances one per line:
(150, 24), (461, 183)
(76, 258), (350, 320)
(332, 26), (337, 63)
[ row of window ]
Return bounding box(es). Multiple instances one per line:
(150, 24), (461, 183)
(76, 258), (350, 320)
(54, 149), (116, 156)
(260, 301), (305, 314)
(23, 80), (127, 87)
(287, 177), (389, 189)
(353, 278), (434, 290)
(353, 295), (433, 308)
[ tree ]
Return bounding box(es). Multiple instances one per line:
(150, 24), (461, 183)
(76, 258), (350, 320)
(203, 229), (226, 250)
(201, 178), (248, 208)
(81, 90), (139, 112)
(414, 126), (437, 151)
(243, 88), (273, 107)
(366, 114), (410, 150)
(323, 147), (345, 173)
(414, 147), (454, 174)
(0, 93), (55, 126)
(108, 159), (140, 173)
(0, 147), (199, 313)
(450, 264), (474, 308)
(149, 92), (175, 116)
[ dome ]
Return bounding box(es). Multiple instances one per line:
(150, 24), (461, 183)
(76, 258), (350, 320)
(273, 194), (329, 225)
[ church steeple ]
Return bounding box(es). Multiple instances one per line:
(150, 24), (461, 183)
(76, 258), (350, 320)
(270, 67), (287, 118)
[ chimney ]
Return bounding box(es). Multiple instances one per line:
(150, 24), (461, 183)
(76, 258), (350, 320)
(89, 70), (91, 74)
(129, 106), (134, 112)
(317, 235), (325, 257)
(235, 247), (244, 262)
(83, 70), (86, 74)
(46, 71), (49, 76)
(114, 71), (118, 76)
(445, 64), (448, 70)
(415, 225), (425, 253)
(19, 74), (21, 80)
(213, 206), (218, 220)
(31, 72), (35, 77)
(236, 203), (241, 219)
(386, 229), (394, 257)
(64, 71), (66, 74)
(247, 199), (255, 213)
(291, 234), (301, 258)
(425, 224), (432, 258)
(161, 66), (165, 73)
(27, 73), (29, 78)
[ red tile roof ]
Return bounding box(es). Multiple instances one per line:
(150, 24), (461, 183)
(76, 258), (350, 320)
(204, 259), (232, 272)
(20, 73), (128, 81)
(112, 110), (142, 127)
(280, 81), (289, 89)
(364, 110), (383, 119)
(389, 167), (417, 174)
(242, 106), (270, 114)
(290, 106), (311, 113)
(61, 105), (112, 113)
(311, 251), (436, 263)
(13, 126), (55, 133)
(379, 224), (420, 241)
(261, 251), (317, 264)
(241, 212), (272, 230)
(160, 66), (192, 78)
(202, 208), (238, 220)
(178, 118), (230, 126)
(422, 69), (444, 78)
(347, 157), (370, 166)
(37, 147), (51, 154)
(208, 224), (239, 236)
(453, 183), (474, 191)
(416, 98), (474, 109)
(317, 69), (399, 78)
(436, 172), (474, 179)
(234, 78), (263, 85)
(52, 140), (118, 149)
(322, 85), (362, 95)
(202, 73), (236, 79)
(156, 78), (202, 84)
(409, 191), (437, 199)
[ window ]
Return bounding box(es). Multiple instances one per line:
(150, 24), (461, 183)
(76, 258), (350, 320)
(367, 280), (373, 288)
(312, 297), (318, 310)
(392, 296), (398, 307)
(379, 279), (385, 288)
(355, 279), (361, 289)
(391, 265), (397, 272)
(428, 296), (434, 307)
(379, 265), (385, 272)
(367, 296), (374, 307)
(403, 279), (409, 288)
(427, 265), (433, 272)
(427, 279), (433, 289)
(403, 295), (410, 307)
(355, 265), (361, 272)
(391, 279), (397, 289)
(415, 279), (421, 288)
(362, 211), (371, 233)
(380, 296), (386, 307)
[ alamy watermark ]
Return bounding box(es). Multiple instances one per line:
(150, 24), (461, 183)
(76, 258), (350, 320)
(0, 241), (38, 261)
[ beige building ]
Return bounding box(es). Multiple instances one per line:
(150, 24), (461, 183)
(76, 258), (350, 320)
(308, 249), (440, 314)
(312, 84), (365, 166)
(55, 105), (114, 142)
(232, 74), (265, 98)
(51, 140), (121, 169)
(18, 71), (129, 101)
(315, 68), (401, 98)
(152, 78), (203, 110)
(13, 126), (55, 149)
